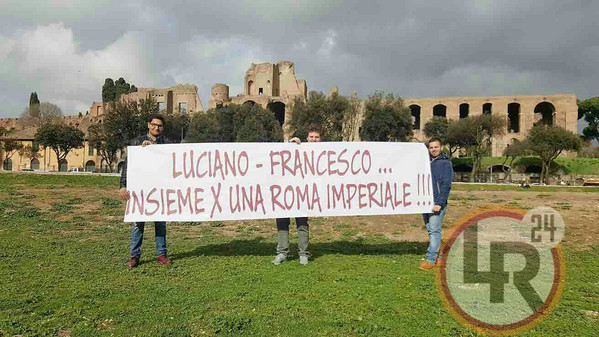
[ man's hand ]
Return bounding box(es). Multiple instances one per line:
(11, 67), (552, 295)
(141, 140), (153, 147)
(289, 137), (301, 145)
(432, 205), (442, 213)
(119, 188), (130, 201)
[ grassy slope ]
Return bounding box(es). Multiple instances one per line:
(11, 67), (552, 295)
(451, 157), (599, 175)
(0, 174), (597, 336)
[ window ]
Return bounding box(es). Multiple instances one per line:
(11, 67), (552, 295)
(158, 102), (166, 111)
(179, 102), (187, 115)
(483, 103), (492, 115)
(31, 159), (40, 170)
(259, 88), (263, 95)
(88, 145), (94, 156)
(3, 159), (12, 171)
(409, 105), (421, 130)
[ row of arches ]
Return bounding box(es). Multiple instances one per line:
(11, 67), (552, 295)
(1, 159), (96, 172)
(453, 163), (546, 173)
(409, 101), (556, 133)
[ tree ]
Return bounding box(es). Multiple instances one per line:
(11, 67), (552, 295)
(19, 143), (41, 164)
(29, 92), (40, 117)
(446, 114), (506, 181)
(39, 102), (63, 121)
(185, 111), (222, 143)
(102, 78), (116, 102)
(325, 92), (349, 141)
(35, 123), (85, 169)
(360, 91), (413, 142)
(89, 95), (159, 171)
(342, 93), (361, 141)
(104, 95), (158, 147)
(87, 123), (120, 172)
(1, 138), (23, 163)
(525, 125), (582, 184)
(115, 77), (131, 100)
(0, 127), (10, 165)
(501, 140), (527, 182)
(103, 77), (136, 102)
(185, 104), (282, 143)
(20, 102), (63, 125)
(234, 104), (282, 142)
(163, 113), (191, 144)
(288, 91), (350, 141)
(426, 117), (463, 157)
(423, 117), (450, 143)
(578, 97), (599, 143)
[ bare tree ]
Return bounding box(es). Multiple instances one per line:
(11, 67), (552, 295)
(20, 102), (64, 126)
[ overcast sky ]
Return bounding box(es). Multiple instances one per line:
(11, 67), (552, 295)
(1, 0), (598, 126)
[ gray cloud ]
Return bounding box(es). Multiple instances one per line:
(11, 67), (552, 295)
(0, 0), (598, 122)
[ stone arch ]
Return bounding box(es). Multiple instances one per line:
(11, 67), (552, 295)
(453, 164), (473, 172)
(409, 104), (421, 130)
(459, 103), (469, 119)
(247, 80), (254, 95)
(483, 103), (492, 115)
(433, 104), (447, 118)
(243, 100), (256, 106)
(31, 158), (40, 170)
(525, 165), (542, 173)
(267, 101), (286, 126)
(3, 158), (12, 171)
(117, 161), (126, 174)
(59, 159), (68, 172)
(488, 164), (511, 172)
(534, 101), (555, 125)
(507, 102), (520, 133)
(85, 160), (96, 172)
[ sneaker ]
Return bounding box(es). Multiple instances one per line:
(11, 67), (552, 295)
(271, 254), (287, 265)
(299, 256), (309, 265)
(419, 260), (435, 270)
(156, 255), (172, 265)
(127, 257), (139, 269)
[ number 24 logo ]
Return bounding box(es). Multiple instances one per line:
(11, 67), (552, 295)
(531, 214), (555, 242)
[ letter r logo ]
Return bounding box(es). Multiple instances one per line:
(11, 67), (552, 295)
(435, 207), (566, 336)
(463, 225), (543, 312)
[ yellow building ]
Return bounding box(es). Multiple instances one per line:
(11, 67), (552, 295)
(0, 115), (122, 172)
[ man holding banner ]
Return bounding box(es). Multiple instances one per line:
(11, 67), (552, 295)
(419, 138), (453, 270)
(271, 123), (322, 265)
(119, 115), (172, 269)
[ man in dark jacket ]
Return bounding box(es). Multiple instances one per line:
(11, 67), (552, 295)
(119, 115), (172, 269)
(271, 123), (322, 265)
(419, 137), (453, 270)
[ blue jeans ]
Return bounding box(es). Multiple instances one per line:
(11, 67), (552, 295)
(130, 222), (167, 258)
(422, 206), (447, 263)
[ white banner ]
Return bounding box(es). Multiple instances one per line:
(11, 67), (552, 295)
(123, 142), (434, 222)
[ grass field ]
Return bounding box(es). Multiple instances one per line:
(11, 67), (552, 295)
(0, 173), (597, 336)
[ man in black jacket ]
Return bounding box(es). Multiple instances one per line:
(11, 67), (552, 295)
(119, 115), (172, 269)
